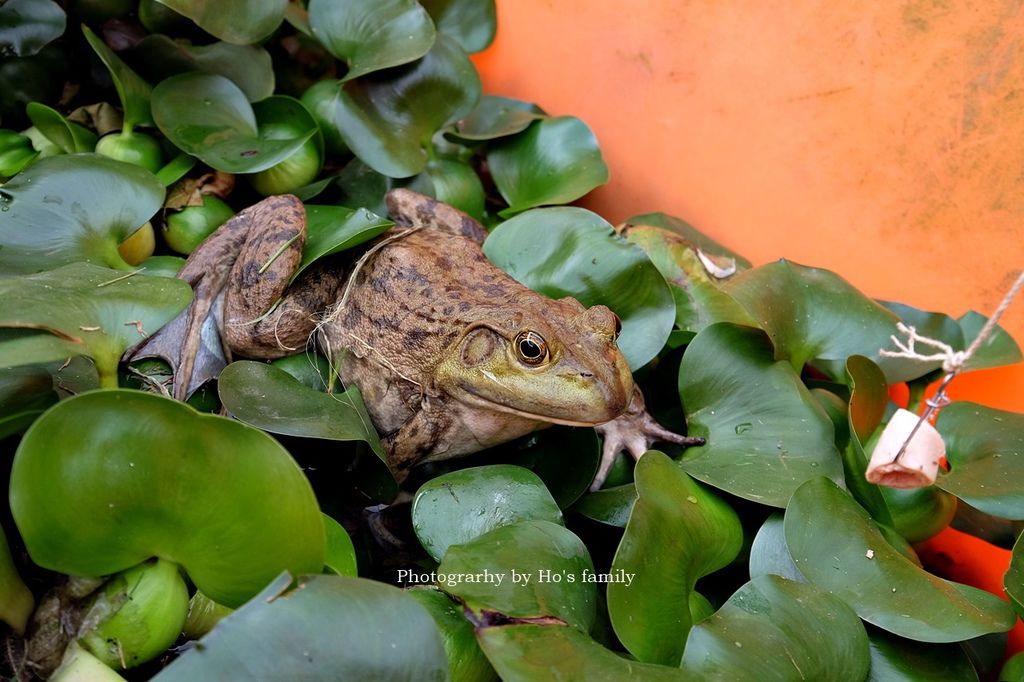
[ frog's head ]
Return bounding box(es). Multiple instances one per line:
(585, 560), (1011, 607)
(435, 298), (634, 425)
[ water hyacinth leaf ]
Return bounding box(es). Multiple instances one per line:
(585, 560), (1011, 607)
(129, 36), (275, 103)
(308, 0), (435, 82)
(218, 361), (385, 459)
(0, 264), (190, 385)
(572, 484), (636, 528)
(447, 95), (545, 143)
(624, 224), (756, 335)
(296, 204), (393, 281)
(488, 117), (609, 216)
(418, 158), (486, 219)
(677, 323), (844, 506)
(958, 310), (1022, 371)
(484, 207), (675, 370)
(437, 520), (596, 633)
(723, 260), (923, 382)
(0, 0), (65, 57)
(154, 0), (287, 44)
(0, 154), (164, 273)
(680, 575), (870, 681)
(26, 102), (97, 153)
(331, 34), (481, 178)
(937, 403), (1024, 519)
(420, 0), (496, 53)
(507, 426), (600, 509)
(155, 574), (447, 681)
(0, 524), (33, 635)
(10, 391), (325, 607)
(478, 624), (687, 682)
(82, 25), (152, 129)
(608, 451), (743, 665)
(408, 587), (498, 682)
(785, 477), (1016, 642)
(412, 465), (563, 562)
(748, 513), (803, 582)
(844, 355), (895, 526)
(624, 212), (752, 270)
(1008, 533), (1024, 619)
(322, 514), (357, 577)
(152, 74), (315, 173)
(867, 630), (979, 681)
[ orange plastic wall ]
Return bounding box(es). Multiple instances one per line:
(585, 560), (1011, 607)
(474, 0), (1024, 655)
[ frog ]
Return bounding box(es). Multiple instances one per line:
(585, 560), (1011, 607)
(129, 189), (703, 489)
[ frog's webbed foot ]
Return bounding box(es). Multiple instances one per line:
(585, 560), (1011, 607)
(592, 388), (705, 491)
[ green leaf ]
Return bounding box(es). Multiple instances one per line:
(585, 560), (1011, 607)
(1009, 532), (1024, 619)
(26, 102), (97, 153)
(420, 0), (496, 53)
(154, 574), (447, 681)
(437, 520), (596, 633)
(129, 35), (275, 103)
(0, 0), (65, 57)
(572, 484), (636, 528)
(217, 361), (385, 459)
(881, 300), (964, 377)
(723, 260), (924, 382)
(680, 575), (870, 681)
(152, 74), (316, 173)
(412, 465), (563, 562)
(1002, 651), (1024, 681)
(507, 426), (600, 509)
(488, 117), (608, 216)
(484, 207), (675, 370)
(0, 364), (58, 439)
(308, 0), (435, 82)
(477, 624), (688, 682)
(322, 514), (357, 577)
(624, 212), (752, 270)
(624, 224), (756, 335)
(331, 34), (481, 178)
(0, 524), (33, 636)
(958, 310), (1022, 371)
(785, 477), (1016, 642)
(748, 513), (803, 582)
(417, 158), (485, 220)
(409, 587), (498, 682)
(0, 264), (190, 385)
(154, 0), (286, 44)
(297, 205), (393, 282)
(608, 451), (743, 665)
(937, 402), (1024, 519)
(10, 391), (324, 607)
(678, 323), (844, 506)
(843, 355), (895, 526)
(0, 154), (164, 273)
(447, 95), (545, 143)
(867, 630), (979, 681)
(82, 25), (152, 129)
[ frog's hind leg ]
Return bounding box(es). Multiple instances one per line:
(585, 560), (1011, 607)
(126, 195), (336, 399)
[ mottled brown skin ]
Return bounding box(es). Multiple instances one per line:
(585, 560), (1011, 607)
(131, 190), (701, 488)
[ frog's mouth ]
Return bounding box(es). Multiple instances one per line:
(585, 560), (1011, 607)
(455, 378), (625, 427)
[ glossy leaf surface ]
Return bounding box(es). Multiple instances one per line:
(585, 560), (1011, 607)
(488, 117), (608, 216)
(409, 587), (498, 682)
(152, 74), (315, 173)
(309, 0), (435, 82)
(322, 514), (357, 577)
(82, 25), (152, 128)
(748, 513), (803, 582)
(680, 575), (870, 681)
(412, 465), (563, 562)
(678, 323), (844, 506)
(484, 207), (675, 369)
(155, 574), (447, 681)
(10, 391), (324, 607)
(0, 0), (65, 57)
(421, 0), (496, 53)
(437, 520), (596, 632)
(937, 402), (1024, 519)
(0, 154), (164, 273)
(785, 477), (1015, 642)
(448, 95), (544, 142)
(296, 204), (392, 281)
(867, 630), (978, 681)
(331, 35), (480, 177)
(26, 102), (97, 153)
(608, 451), (743, 665)
(155, 0), (286, 44)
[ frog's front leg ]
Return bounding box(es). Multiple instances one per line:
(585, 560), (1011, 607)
(127, 195), (338, 399)
(592, 387), (705, 490)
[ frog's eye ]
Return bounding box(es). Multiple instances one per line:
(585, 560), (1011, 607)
(514, 331), (549, 366)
